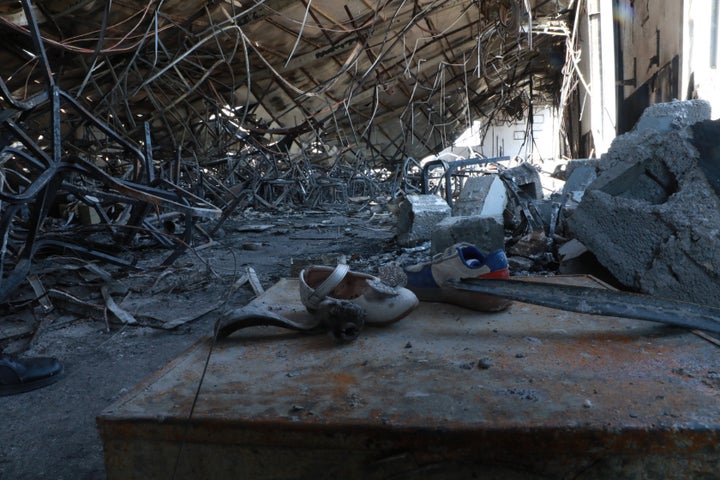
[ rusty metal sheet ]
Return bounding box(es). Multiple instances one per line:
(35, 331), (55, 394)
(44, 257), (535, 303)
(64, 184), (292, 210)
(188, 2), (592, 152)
(97, 275), (720, 479)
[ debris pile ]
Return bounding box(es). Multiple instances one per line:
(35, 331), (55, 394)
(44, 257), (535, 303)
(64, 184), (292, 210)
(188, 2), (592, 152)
(568, 100), (720, 308)
(1, 1), (580, 312)
(393, 158), (558, 273)
(393, 99), (720, 313)
(1, 4), (718, 351)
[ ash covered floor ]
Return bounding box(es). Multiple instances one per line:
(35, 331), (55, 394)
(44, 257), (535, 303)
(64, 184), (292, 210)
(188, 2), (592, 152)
(2, 206), (719, 479)
(0, 210), (404, 479)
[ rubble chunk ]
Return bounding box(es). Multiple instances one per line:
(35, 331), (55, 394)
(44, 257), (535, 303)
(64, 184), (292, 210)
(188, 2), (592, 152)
(561, 162), (598, 207)
(501, 162), (544, 200)
(634, 99), (712, 134)
(452, 175), (507, 223)
(396, 194), (451, 247)
(568, 101), (720, 308)
(692, 119), (720, 197)
(508, 229), (548, 258)
(431, 216), (504, 255)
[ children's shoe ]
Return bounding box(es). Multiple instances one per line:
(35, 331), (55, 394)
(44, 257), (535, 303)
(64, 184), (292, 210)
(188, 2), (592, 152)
(300, 264), (419, 326)
(404, 242), (512, 311)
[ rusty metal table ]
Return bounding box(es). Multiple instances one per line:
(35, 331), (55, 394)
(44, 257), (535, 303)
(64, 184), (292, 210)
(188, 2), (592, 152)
(97, 275), (720, 479)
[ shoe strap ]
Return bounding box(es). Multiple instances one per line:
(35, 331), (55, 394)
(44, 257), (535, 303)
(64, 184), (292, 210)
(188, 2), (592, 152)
(307, 263), (350, 307)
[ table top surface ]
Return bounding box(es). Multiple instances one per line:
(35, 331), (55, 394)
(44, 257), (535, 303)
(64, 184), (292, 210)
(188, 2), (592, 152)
(99, 275), (720, 443)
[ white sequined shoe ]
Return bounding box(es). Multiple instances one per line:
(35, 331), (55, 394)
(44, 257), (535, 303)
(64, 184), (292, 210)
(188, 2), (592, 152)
(299, 264), (419, 326)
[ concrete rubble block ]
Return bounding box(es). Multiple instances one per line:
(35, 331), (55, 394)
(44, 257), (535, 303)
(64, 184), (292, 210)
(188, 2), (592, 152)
(634, 99), (712, 134)
(692, 119), (720, 196)
(557, 239), (620, 285)
(507, 256), (534, 273)
(551, 158), (600, 181)
(507, 228), (548, 257)
(500, 162), (544, 200)
(568, 102), (720, 308)
(594, 99), (712, 181)
(561, 162), (598, 206)
(557, 238), (588, 263)
(396, 194), (451, 247)
(430, 215), (504, 255)
(452, 174), (507, 222)
(534, 197), (562, 231)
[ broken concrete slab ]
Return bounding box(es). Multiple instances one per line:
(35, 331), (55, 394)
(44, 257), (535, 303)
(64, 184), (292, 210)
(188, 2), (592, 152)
(568, 100), (720, 308)
(431, 215), (504, 255)
(556, 238), (617, 285)
(592, 99), (713, 182)
(452, 174), (507, 223)
(634, 98), (712, 135)
(551, 158), (599, 181)
(692, 119), (720, 197)
(396, 194), (451, 247)
(557, 238), (588, 267)
(553, 161), (600, 232)
(561, 162), (598, 205)
(500, 162), (544, 200)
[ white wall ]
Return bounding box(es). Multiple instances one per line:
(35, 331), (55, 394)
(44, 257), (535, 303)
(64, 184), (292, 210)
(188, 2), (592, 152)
(682, 0), (720, 117)
(479, 106), (560, 162)
(577, 0), (617, 156)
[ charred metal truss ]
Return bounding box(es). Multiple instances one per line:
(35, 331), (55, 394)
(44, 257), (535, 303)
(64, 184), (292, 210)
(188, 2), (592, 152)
(0, 0), (579, 303)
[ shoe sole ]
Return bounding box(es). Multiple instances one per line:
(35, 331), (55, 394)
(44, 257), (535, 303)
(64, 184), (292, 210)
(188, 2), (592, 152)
(0, 368), (64, 397)
(409, 286), (512, 312)
(366, 297), (420, 326)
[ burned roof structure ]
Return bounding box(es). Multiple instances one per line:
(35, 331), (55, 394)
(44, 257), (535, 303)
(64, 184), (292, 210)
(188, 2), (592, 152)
(0, 0), (577, 302)
(1, 0), (574, 160)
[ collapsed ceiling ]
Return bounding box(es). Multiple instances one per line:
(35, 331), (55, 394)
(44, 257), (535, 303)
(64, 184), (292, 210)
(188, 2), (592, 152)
(1, 0), (574, 165)
(0, 0), (578, 303)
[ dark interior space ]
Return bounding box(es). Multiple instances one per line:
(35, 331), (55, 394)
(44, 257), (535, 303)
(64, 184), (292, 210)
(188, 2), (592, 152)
(1, 1), (719, 479)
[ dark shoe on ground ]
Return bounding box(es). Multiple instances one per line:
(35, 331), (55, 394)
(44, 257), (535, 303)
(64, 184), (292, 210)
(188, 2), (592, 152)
(0, 354), (64, 396)
(404, 242), (513, 312)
